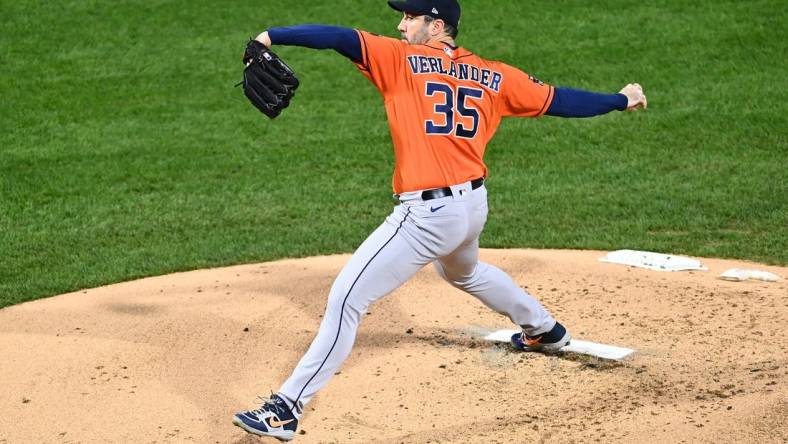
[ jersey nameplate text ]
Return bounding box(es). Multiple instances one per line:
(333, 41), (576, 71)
(407, 55), (503, 92)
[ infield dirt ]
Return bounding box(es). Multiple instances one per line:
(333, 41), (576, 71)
(1, 249), (786, 443)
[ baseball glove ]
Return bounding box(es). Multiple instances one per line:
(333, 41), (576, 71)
(240, 39), (299, 119)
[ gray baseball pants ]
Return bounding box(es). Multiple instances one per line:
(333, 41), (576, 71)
(277, 180), (556, 414)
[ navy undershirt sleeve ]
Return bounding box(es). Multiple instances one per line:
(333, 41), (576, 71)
(546, 87), (628, 118)
(266, 27), (626, 117)
(267, 24), (362, 63)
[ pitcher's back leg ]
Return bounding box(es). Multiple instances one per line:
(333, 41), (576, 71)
(433, 239), (556, 335)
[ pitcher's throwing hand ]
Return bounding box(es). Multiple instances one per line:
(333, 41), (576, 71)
(620, 83), (648, 111)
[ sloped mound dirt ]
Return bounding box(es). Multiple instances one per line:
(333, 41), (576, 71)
(1, 250), (786, 443)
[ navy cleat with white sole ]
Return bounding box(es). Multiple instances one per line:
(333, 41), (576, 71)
(233, 394), (299, 441)
(511, 321), (571, 352)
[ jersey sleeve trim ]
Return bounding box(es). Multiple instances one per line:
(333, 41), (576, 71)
(355, 30), (371, 72)
(536, 86), (555, 117)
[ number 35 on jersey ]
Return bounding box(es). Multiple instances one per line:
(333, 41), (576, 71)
(425, 82), (484, 139)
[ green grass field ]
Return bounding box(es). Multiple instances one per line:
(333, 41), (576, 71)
(1, 0), (786, 307)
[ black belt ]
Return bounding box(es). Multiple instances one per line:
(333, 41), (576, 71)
(421, 178), (485, 201)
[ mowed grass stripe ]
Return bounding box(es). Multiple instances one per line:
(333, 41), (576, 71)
(1, 0), (785, 306)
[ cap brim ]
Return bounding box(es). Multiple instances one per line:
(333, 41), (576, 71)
(387, 1), (409, 12)
(387, 0), (459, 29)
(389, 0), (430, 15)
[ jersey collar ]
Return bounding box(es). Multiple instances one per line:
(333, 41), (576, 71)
(424, 39), (471, 58)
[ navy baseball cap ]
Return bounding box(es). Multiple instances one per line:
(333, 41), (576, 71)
(388, 0), (461, 29)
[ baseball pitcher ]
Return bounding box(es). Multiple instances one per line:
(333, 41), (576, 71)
(233, 0), (647, 440)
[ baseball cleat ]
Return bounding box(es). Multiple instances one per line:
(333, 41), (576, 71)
(232, 394), (299, 441)
(511, 321), (571, 352)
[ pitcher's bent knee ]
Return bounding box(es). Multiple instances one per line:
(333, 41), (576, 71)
(433, 261), (479, 289)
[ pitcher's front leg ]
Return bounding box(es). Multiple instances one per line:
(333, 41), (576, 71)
(278, 206), (430, 412)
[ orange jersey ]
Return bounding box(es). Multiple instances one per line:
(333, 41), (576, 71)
(355, 30), (555, 194)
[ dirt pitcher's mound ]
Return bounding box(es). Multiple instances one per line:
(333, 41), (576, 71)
(1, 250), (786, 444)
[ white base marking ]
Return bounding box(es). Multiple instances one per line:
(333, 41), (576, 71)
(484, 329), (635, 361)
(719, 268), (780, 282)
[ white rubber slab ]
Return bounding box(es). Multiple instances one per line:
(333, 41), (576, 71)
(484, 329), (635, 361)
(599, 249), (707, 272)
